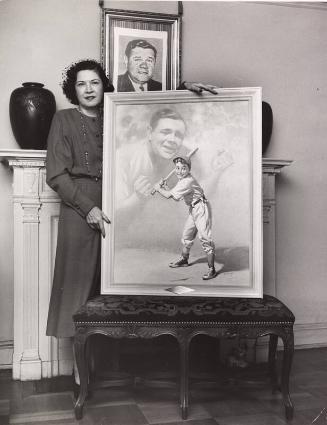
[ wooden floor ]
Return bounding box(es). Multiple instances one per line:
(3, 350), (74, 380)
(1, 347), (327, 425)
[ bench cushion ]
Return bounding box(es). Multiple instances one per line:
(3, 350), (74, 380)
(73, 294), (294, 325)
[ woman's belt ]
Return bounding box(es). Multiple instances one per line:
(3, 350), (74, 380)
(72, 175), (102, 182)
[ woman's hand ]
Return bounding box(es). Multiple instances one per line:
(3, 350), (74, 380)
(86, 206), (110, 238)
(182, 81), (219, 95)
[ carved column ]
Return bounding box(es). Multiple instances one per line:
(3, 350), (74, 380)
(18, 170), (42, 380)
(262, 159), (292, 296)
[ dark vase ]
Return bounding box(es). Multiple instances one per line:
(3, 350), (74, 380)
(262, 101), (273, 155)
(9, 82), (56, 150)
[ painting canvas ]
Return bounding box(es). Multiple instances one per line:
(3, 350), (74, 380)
(101, 89), (262, 297)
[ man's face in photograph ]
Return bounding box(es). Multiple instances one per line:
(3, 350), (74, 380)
(125, 46), (156, 84)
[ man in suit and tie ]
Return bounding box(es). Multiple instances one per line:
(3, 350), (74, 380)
(117, 39), (162, 92)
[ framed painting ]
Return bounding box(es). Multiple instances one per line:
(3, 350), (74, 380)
(101, 9), (181, 91)
(101, 88), (263, 297)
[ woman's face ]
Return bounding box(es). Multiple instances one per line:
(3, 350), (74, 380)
(75, 69), (103, 113)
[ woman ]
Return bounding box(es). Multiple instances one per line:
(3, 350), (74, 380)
(46, 59), (113, 339)
(46, 58), (218, 339)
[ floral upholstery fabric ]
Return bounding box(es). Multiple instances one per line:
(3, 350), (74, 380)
(73, 294), (294, 324)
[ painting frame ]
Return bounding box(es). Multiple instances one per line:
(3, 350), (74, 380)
(101, 8), (181, 91)
(101, 88), (263, 298)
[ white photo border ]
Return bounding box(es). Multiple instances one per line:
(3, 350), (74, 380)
(113, 27), (168, 91)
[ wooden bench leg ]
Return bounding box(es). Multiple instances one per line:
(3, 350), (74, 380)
(268, 334), (279, 393)
(87, 337), (95, 380)
(178, 336), (189, 420)
(281, 330), (294, 420)
(74, 333), (89, 420)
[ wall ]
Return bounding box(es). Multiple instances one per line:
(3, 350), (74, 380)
(0, 0), (101, 368)
(181, 2), (327, 346)
(0, 0), (326, 368)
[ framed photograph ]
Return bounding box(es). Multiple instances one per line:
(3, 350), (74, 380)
(101, 9), (181, 91)
(101, 88), (263, 298)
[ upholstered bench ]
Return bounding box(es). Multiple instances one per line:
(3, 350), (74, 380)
(73, 294), (295, 420)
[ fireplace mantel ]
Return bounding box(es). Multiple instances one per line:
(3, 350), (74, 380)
(0, 149), (67, 380)
(0, 149), (292, 380)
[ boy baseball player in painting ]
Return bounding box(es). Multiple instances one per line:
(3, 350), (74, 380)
(153, 155), (218, 280)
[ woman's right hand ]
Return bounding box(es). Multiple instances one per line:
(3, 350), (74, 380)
(86, 207), (110, 238)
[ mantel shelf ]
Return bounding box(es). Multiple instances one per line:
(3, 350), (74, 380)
(0, 148), (293, 171)
(0, 148), (46, 160)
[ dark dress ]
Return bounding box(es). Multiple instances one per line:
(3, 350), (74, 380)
(46, 108), (103, 337)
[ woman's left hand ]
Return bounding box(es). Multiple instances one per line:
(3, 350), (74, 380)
(183, 81), (219, 95)
(86, 206), (110, 238)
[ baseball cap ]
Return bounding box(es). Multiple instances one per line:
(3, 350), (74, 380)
(173, 156), (191, 167)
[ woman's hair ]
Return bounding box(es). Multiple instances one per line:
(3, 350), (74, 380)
(61, 59), (114, 105)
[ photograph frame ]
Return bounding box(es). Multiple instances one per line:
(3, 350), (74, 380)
(101, 8), (181, 91)
(101, 88), (263, 298)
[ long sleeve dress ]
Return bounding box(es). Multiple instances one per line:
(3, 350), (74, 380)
(46, 108), (103, 338)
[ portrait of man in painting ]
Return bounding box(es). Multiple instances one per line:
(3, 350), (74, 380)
(102, 90), (262, 297)
(113, 27), (167, 92)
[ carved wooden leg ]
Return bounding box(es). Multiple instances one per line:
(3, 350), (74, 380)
(74, 330), (89, 420)
(178, 336), (189, 420)
(86, 337), (94, 378)
(85, 337), (93, 399)
(268, 334), (279, 393)
(281, 329), (294, 420)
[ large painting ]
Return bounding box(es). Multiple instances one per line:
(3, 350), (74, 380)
(101, 89), (262, 297)
(101, 9), (181, 91)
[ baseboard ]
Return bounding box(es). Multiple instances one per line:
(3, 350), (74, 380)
(2, 322), (327, 371)
(255, 321), (327, 362)
(294, 321), (327, 349)
(0, 340), (13, 370)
